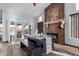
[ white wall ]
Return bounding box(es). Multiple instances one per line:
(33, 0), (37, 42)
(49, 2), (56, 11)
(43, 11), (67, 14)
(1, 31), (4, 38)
(64, 3), (79, 47)
(2, 9), (9, 42)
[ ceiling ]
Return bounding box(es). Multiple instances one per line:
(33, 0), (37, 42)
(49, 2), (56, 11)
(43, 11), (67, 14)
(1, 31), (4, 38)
(0, 3), (50, 18)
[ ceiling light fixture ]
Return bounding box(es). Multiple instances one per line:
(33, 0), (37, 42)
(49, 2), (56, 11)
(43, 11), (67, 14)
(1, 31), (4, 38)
(33, 3), (36, 6)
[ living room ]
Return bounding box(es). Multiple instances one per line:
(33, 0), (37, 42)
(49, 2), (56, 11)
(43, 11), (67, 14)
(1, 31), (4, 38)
(0, 3), (79, 56)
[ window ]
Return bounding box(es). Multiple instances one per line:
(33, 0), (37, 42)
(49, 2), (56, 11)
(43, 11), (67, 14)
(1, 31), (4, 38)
(76, 3), (79, 10)
(70, 13), (79, 39)
(38, 16), (43, 22)
(0, 23), (2, 33)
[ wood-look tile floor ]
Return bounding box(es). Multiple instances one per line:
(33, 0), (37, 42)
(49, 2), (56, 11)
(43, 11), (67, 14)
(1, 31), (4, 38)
(0, 42), (8, 56)
(0, 42), (27, 56)
(54, 43), (79, 56)
(0, 42), (79, 56)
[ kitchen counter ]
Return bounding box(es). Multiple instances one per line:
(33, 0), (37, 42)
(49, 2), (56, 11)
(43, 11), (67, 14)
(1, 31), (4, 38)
(21, 34), (54, 56)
